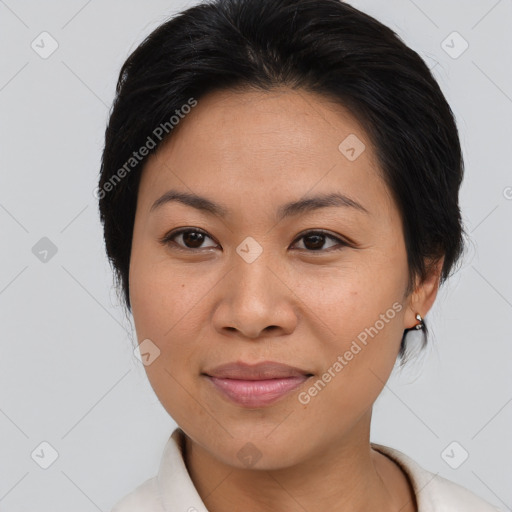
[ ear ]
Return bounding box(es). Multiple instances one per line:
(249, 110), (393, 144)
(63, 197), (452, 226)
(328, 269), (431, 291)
(403, 256), (444, 330)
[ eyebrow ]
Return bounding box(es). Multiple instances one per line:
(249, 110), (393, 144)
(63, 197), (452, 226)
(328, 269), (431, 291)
(150, 189), (369, 220)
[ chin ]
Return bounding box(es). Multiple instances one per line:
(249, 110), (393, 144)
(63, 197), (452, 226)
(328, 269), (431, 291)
(211, 427), (309, 469)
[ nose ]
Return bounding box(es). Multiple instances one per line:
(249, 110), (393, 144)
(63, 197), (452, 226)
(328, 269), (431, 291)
(212, 255), (298, 340)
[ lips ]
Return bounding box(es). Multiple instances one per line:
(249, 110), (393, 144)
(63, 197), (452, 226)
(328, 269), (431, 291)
(204, 360), (313, 380)
(203, 361), (313, 408)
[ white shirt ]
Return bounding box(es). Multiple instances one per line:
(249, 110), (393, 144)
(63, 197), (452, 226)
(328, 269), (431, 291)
(111, 427), (501, 511)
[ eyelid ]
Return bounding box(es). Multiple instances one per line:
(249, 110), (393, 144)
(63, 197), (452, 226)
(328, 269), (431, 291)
(160, 227), (354, 253)
(290, 229), (352, 251)
(158, 227), (218, 250)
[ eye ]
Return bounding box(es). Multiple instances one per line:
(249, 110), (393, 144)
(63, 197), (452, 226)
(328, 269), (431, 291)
(290, 230), (349, 252)
(159, 228), (351, 253)
(159, 228), (218, 251)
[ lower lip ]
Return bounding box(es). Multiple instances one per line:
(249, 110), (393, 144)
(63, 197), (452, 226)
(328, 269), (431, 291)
(206, 375), (311, 408)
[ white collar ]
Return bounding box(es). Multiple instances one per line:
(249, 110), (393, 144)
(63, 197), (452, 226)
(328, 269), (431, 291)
(151, 427), (499, 511)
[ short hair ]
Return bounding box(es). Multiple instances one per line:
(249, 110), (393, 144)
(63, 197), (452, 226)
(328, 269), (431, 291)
(98, 0), (466, 363)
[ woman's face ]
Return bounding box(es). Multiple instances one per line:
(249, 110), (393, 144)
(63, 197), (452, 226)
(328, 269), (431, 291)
(129, 87), (434, 469)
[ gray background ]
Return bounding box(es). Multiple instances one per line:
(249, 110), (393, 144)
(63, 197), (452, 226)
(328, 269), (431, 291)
(0, 0), (511, 510)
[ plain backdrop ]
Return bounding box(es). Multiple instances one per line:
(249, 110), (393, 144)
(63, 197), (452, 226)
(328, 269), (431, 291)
(0, 0), (511, 510)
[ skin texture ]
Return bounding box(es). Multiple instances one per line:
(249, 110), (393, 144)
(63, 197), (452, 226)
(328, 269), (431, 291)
(129, 87), (443, 511)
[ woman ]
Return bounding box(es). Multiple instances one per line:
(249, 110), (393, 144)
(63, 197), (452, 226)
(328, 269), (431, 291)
(98, 0), (501, 510)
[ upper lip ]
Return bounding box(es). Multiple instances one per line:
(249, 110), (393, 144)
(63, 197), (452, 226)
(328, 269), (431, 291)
(204, 361), (313, 380)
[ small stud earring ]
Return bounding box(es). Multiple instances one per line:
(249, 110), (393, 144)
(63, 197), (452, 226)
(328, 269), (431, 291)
(415, 313), (424, 330)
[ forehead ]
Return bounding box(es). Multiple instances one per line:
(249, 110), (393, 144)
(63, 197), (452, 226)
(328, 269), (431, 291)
(138, 87), (392, 219)
(158, 86), (376, 163)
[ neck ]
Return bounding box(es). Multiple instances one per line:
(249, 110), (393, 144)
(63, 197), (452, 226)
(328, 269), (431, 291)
(181, 411), (417, 512)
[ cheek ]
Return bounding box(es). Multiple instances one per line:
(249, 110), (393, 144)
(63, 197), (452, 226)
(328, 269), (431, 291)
(293, 255), (406, 338)
(299, 254), (407, 392)
(302, 292), (405, 428)
(129, 248), (207, 341)
(129, 255), (209, 422)
(129, 251), (216, 384)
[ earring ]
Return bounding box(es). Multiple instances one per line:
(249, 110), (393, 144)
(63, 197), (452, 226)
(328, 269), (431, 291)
(414, 313), (424, 330)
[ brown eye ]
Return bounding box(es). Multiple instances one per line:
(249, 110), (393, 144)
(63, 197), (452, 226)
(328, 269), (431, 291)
(160, 228), (217, 251)
(181, 231), (206, 248)
(292, 230), (348, 252)
(160, 228), (350, 253)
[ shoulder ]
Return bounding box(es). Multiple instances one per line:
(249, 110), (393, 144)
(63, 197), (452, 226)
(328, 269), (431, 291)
(371, 443), (502, 512)
(110, 427), (208, 512)
(110, 477), (163, 512)
(426, 472), (502, 511)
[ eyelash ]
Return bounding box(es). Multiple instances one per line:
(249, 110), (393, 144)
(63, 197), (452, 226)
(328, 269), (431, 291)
(158, 227), (352, 253)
